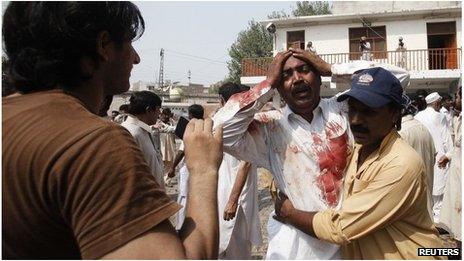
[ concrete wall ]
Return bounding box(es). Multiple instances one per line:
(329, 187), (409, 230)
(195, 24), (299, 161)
(332, 1), (461, 14)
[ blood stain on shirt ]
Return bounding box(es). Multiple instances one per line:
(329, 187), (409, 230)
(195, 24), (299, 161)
(312, 122), (349, 207)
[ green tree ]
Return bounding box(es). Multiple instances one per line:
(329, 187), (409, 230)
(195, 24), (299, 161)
(227, 20), (273, 83)
(292, 1), (331, 17)
(267, 10), (290, 19)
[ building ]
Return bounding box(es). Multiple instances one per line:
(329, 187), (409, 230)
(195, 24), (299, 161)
(241, 1), (462, 96)
(109, 81), (219, 117)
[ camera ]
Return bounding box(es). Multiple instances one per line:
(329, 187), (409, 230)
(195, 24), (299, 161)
(266, 23), (276, 34)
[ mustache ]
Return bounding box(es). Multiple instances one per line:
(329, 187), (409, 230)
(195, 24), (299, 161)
(350, 124), (369, 133)
(292, 81), (311, 94)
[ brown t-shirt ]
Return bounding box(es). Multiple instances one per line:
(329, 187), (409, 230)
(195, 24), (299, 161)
(2, 90), (180, 259)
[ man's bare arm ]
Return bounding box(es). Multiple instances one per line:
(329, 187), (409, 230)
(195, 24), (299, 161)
(167, 150), (184, 178)
(223, 161), (251, 221)
(273, 192), (318, 238)
(102, 119), (222, 259)
(180, 118), (223, 259)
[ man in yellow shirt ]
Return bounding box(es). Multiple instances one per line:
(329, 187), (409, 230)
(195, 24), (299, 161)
(274, 67), (444, 259)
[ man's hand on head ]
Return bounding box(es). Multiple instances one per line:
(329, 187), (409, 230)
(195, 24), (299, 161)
(267, 51), (292, 89)
(183, 118), (223, 175)
(290, 48), (332, 76)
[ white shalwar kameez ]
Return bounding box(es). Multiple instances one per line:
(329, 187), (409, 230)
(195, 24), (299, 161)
(439, 113), (461, 240)
(217, 153), (262, 259)
(415, 107), (454, 223)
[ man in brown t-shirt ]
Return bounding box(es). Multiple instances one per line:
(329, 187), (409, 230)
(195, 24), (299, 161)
(2, 2), (222, 259)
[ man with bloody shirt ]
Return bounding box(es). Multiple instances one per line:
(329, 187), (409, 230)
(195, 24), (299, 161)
(212, 50), (409, 259)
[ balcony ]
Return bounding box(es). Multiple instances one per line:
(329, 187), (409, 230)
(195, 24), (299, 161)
(241, 48), (461, 77)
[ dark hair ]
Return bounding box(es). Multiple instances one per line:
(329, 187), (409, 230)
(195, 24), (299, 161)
(416, 89), (428, 97)
(162, 108), (172, 115)
(188, 104), (204, 119)
(98, 95), (113, 117)
(440, 93), (451, 101)
(119, 104), (129, 112)
(386, 103), (402, 131)
(3, 2), (145, 93)
(128, 91), (162, 115)
(218, 82), (250, 102)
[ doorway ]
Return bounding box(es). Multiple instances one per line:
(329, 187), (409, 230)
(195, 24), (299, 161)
(427, 22), (457, 69)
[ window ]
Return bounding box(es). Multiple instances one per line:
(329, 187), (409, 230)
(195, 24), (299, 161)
(287, 30), (305, 50)
(349, 26), (387, 59)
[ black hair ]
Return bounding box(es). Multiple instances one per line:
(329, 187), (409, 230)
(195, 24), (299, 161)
(188, 104), (204, 119)
(128, 91), (162, 115)
(3, 2), (145, 93)
(162, 108), (172, 115)
(441, 93), (452, 101)
(119, 104), (129, 112)
(416, 89), (428, 97)
(218, 82), (250, 102)
(98, 95), (113, 117)
(387, 103), (402, 131)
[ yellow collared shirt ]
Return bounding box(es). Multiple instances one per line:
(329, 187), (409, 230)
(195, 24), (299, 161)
(313, 130), (444, 259)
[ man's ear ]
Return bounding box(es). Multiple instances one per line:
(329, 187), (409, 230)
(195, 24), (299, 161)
(96, 31), (112, 62)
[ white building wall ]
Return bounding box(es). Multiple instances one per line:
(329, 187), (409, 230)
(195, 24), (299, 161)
(274, 18), (461, 56)
(308, 24), (350, 54)
(332, 1), (460, 14)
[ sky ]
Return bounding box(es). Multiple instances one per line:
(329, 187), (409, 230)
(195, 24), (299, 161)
(131, 1), (297, 87)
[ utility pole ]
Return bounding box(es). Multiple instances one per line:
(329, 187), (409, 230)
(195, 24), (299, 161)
(188, 70), (191, 85)
(158, 48), (164, 90)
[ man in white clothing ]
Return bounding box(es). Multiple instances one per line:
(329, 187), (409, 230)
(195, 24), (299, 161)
(440, 93), (454, 137)
(414, 92), (453, 223)
(213, 49), (409, 259)
(122, 91), (165, 190)
(168, 104), (205, 230)
(217, 83), (262, 259)
(439, 87), (462, 246)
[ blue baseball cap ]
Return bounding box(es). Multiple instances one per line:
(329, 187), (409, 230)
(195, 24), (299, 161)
(337, 67), (406, 108)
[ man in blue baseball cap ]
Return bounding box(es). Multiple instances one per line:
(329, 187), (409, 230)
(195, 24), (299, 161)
(273, 67), (444, 259)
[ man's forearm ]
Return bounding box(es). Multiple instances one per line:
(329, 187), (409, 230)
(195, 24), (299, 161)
(180, 169), (219, 259)
(286, 209), (318, 238)
(228, 161), (251, 202)
(171, 151), (184, 170)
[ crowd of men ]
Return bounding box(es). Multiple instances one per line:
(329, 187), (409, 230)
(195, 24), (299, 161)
(2, 2), (462, 260)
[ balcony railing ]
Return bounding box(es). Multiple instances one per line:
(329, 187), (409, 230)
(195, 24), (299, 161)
(241, 48), (461, 77)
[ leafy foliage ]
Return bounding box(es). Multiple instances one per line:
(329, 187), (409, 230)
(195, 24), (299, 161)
(267, 10), (290, 19)
(292, 1), (332, 17)
(226, 2), (332, 83)
(227, 20), (273, 83)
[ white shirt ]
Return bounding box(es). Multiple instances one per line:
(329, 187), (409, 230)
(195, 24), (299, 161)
(213, 86), (352, 259)
(213, 61), (409, 259)
(415, 107), (453, 195)
(122, 115), (165, 190)
(440, 106), (454, 136)
(217, 153), (262, 254)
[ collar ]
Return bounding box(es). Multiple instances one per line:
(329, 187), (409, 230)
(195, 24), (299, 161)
(283, 101), (323, 121)
(354, 129), (400, 175)
(125, 115), (152, 133)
